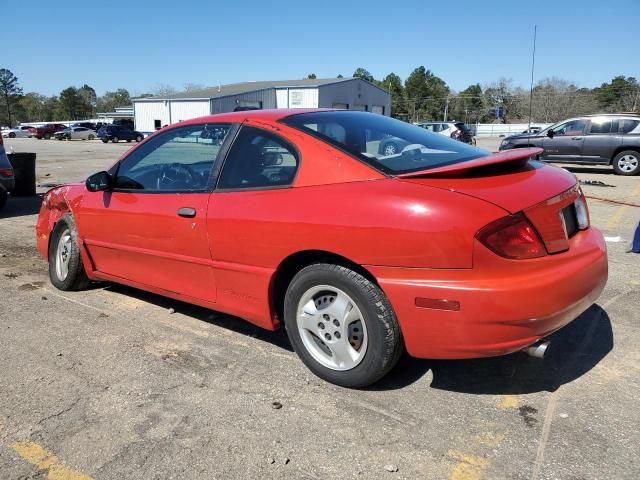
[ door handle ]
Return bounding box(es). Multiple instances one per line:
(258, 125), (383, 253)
(571, 136), (583, 140)
(177, 207), (196, 218)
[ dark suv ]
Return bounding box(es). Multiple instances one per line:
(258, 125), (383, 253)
(499, 114), (640, 175)
(97, 125), (144, 143)
(0, 135), (15, 210)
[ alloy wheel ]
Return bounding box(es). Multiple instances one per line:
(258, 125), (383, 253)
(296, 285), (368, 371)
(55, 228), (72, 281)
(617, 154), (638, 173)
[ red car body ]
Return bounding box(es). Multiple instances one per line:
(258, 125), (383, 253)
(36, 109), (607, 362)
(30, 123), (68, 139)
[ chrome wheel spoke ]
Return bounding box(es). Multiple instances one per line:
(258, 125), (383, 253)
(299, 299), (321, 331)
(55, 230), (72, 281)
(327, 337), (358, 369)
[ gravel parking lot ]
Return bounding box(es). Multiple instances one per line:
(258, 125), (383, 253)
(0, 137), (639, 479)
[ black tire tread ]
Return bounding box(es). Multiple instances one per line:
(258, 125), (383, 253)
(284, 263), (403, 388)
(48, 213), (90, 291)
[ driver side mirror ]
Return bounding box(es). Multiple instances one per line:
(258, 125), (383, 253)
(546, 129), (555, 138)
(86, 171), (113, 192)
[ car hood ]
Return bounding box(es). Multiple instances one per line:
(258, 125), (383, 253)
(398, 148), (577, 214)
(503, 132), (544, 141)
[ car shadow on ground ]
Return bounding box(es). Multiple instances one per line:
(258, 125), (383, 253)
(0, 194), (43, 219)
(559, 165), (614, 175)
(104, 284), (294, 352)
(106, 284), (613, 394)
(369, 304), (613, 393)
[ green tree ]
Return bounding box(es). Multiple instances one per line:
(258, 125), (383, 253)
(0, 68), (23, 126)
(77, 84), (97, 118)
(404, 66), (449, 121)
(337, 74), (344, 79)
(380, 73), (405, 117)
(58, 87), (83, 119)
(18, 93), (47, 122)
(450, 84), (484, 123)
(97, 88), (131, 113)
(594, 76), (640, 112)
(307, 73), (317, 79)
(352, 67), (374, 83)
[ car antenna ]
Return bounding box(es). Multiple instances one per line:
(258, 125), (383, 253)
(527, 25), (537, 133)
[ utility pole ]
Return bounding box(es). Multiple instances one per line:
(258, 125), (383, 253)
(528, 25), (537, 131)
(443, 96), (449, 122)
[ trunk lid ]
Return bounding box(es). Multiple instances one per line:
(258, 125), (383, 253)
(399, 149), (581, 254)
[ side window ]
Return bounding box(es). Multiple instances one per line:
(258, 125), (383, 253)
(554, 120), (587, 136)
(621, 120), (640, 134)
(114, 124), (231, 192)
(588, 120), (613, 134)
(589, 119), (619, 134)
(217, 126), (299, 190)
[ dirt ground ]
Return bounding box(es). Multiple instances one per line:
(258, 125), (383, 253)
(0, 137), (638, 479)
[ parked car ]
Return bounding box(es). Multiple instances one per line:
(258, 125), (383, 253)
(499, 114), (640, 175)
(97, 124), (143, 143)
(1, 125), (33, 138)
(30, 123), (68, 140)
(111, 119), (134, 129)
(0, 134), (14, 210)
(36, 109), (607, 387)
(415, 121), (475, 144)
(54, 127), (97, 141)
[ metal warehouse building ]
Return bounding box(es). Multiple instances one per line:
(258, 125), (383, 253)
(133, 77), (390, 134)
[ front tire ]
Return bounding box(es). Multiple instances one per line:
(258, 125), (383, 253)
(88, 134), (95, 140)
(135, 135), (143, 142)
(9, 132), (15, 138)
(44, 133), (51, 140)
(284, 263), (403, 388)
(112, 136), (119, 143)
(48, 214), (89, 291)
(612, 150), (640, 176)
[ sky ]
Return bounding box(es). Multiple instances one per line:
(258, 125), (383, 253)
(3, 0), (639, 97)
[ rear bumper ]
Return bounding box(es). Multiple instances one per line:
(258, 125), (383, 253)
(367, 227), (608, 359)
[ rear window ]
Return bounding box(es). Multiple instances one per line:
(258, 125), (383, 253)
(281, 111), (487, 175)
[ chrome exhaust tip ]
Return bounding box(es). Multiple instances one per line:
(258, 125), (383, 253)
(524, 340), (550, 359)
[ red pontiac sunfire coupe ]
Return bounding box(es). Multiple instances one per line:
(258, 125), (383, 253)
(36, 110), (608, 387)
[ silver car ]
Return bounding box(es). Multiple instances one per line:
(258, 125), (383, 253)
(1, 125), (32, 138)
(53, 127), (97, 141)
(0, 136), (15, 210)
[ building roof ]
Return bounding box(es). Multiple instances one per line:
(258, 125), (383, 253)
(134, 77), (357, 101)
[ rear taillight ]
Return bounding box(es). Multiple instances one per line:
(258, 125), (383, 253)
(0, 135), (3, 145)
(477, 213), (547, 259)
(575, 188), (590, 230)
(0, 168), (13, 178)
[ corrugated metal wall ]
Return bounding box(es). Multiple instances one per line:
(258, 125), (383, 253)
(318, 79), (390, 115)
(169, 100), (210, 123)
(134, 101), (170, 133)
(211, 89), (277, 114)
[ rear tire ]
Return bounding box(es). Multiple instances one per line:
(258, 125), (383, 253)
(284, 263), (403, 388)
(112, 136), (119, 143)
(135, 135), (143, 142)
(44, 133), (51, 140)
(48, 214), (90, 291)
(88, 134), (95, 140)
(612, 150), (640, 176)
(9, 132), (15, 138)
(101, 138), (109, 143)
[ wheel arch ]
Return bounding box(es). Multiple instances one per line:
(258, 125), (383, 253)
(609, 146), (640, 165)
(270, 250), (379, 323)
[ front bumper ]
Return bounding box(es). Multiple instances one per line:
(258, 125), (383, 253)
(367, 227), (608, 359)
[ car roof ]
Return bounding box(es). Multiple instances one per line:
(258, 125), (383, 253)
(177, 108), (334, 126)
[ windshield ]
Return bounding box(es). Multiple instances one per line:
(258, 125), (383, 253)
(281, 111), (487, 174)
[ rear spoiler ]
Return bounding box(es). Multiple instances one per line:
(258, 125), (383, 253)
(396, 147), (543, 178)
